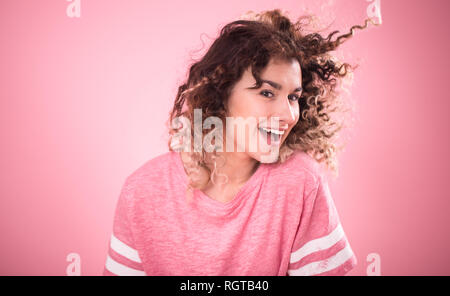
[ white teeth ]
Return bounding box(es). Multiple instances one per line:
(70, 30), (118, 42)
(260, 127), (285, 135)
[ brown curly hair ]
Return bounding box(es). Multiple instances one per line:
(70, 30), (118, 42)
(166, 9), (376, 193)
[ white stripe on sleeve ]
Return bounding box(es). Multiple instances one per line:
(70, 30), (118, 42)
(105, 255), (146, 276)
(110, 234), (142, 263)
(287, 243), (354, 276)
(290, 223), (344, 264)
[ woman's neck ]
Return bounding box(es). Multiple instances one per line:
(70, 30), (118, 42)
(210, 151), (260, 187)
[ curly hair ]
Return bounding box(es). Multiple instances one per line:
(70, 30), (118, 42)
(166, 9), (376, 195)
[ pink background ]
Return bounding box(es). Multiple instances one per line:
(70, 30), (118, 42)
(0, 0), (449, 276)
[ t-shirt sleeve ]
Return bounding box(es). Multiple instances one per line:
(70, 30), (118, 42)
(287, 172), (357, 276)
(103, 177), (147, 276)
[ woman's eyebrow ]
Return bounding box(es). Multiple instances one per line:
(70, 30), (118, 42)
(261, 79), (302, 92)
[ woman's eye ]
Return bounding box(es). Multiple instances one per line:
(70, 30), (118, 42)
(288, 94), (300, 101)
(260, 90), (274, 98)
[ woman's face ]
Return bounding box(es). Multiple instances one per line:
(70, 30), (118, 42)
(225, 57), (302, 163)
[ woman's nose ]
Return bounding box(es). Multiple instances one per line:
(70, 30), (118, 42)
(273, 96), (297, 126)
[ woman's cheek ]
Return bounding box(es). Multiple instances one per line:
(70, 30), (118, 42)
(292, 103), (300, 124)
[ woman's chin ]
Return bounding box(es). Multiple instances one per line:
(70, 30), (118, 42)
(248, 148), (280, 164)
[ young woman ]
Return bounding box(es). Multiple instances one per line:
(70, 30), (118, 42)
(103, 9), (369, 276)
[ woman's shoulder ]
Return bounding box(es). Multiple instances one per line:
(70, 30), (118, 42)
(116, 152), (181, 212)
(124, 151), (177, 186)
(270, 149), (323, 185)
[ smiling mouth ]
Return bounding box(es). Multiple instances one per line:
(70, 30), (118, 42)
(258, 126), (284, 145)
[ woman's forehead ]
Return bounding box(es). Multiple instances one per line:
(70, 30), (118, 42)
(240, 58), (302, 87)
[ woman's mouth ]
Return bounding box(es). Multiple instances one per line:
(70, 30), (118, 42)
(258, 126), (284, 146)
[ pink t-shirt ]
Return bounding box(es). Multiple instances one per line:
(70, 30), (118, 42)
(103, 150), (357, 276)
